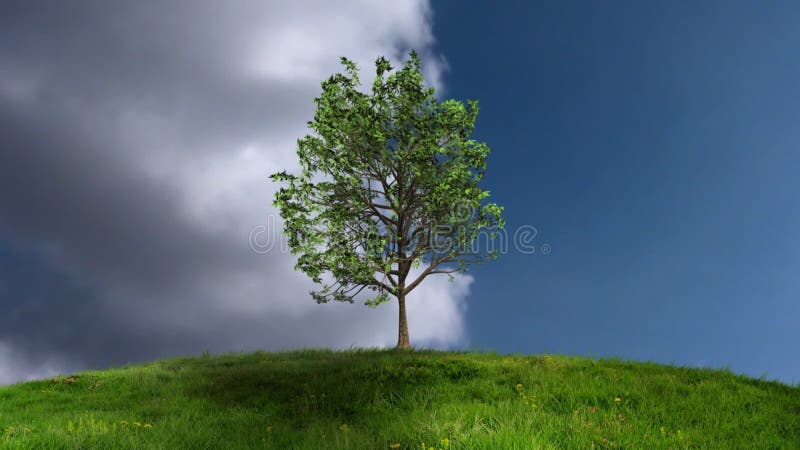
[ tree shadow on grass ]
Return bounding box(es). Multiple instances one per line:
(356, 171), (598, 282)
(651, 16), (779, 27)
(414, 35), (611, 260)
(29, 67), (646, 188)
(174, 348), (490, 429)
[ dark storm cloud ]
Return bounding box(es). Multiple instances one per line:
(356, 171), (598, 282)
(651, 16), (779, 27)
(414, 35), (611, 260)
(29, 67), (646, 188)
(0, 0), (464, 384)
(0, 103), (248, 292)
(0, 1), (319, 151)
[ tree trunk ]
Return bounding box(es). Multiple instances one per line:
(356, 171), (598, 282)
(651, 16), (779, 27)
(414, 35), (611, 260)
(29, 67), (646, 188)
(397, 292), (411, 349)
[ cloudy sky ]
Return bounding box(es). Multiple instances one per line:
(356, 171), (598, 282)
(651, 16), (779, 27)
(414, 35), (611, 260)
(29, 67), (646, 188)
(1, 1), (798, 386)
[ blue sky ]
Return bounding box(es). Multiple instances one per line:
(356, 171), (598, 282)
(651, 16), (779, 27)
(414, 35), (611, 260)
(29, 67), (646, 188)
(433, 0), (800, 385)
(0, 1), (797, 387)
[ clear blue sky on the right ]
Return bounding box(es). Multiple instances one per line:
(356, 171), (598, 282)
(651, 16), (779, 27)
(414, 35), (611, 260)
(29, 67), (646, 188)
(431, 1), (800, 386)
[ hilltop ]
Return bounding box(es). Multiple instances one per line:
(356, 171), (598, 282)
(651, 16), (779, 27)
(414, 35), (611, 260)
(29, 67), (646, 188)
(0, 348), (798, 449)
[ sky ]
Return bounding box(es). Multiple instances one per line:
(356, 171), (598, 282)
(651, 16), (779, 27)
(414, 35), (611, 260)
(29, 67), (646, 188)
(0, 1), (797, 387)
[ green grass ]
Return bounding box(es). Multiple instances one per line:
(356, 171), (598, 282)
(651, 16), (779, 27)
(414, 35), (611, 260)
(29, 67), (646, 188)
(0, 348), (798, 449)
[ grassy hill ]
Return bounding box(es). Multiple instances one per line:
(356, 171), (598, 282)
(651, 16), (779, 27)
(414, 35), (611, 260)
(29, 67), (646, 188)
(0, 348), (797, 449)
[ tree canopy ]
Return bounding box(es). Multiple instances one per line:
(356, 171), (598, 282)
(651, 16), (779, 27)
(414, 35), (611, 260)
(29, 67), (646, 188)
(271, 51), (503, 348)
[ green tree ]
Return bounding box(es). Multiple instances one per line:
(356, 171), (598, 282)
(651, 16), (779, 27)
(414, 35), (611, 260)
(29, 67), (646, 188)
(271, 51), (504, 349)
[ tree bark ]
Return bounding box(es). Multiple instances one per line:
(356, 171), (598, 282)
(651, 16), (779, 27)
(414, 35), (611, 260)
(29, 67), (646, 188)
(397, 291), (411, 349)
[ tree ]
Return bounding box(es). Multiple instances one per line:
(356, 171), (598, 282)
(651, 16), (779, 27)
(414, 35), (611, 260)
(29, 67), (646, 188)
(271, 51), (504, 349)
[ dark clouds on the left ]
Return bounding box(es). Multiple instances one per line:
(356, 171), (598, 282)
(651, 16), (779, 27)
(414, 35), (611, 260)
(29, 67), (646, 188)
(0, 0), (469, 385)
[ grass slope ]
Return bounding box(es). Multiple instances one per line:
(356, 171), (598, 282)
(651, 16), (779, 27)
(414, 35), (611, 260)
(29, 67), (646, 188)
(0, 348), (798, 449)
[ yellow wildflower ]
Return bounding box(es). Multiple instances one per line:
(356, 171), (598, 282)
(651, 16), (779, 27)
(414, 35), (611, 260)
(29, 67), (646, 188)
(614, 396), (621, 403)
(339, 423), (349, 432)
(440, 437), (450, 446)
(390, 444), (401, 449)
(144, 424), (153, 429)
(133, 421), (142, 427)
